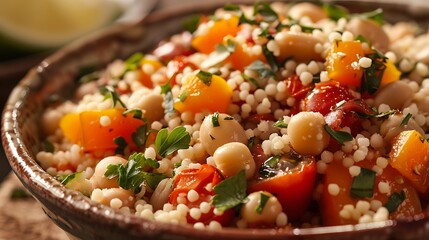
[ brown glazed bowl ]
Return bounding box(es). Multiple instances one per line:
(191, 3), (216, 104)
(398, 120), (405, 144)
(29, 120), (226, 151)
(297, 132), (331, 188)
(2, 0), (429, 239)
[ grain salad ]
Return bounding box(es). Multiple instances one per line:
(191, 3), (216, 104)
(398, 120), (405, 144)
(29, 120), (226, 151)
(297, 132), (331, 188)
(37, 1), (429, 230)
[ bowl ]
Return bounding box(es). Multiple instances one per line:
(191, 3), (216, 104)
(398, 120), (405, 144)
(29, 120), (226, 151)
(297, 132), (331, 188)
(2, 0), (429, 239)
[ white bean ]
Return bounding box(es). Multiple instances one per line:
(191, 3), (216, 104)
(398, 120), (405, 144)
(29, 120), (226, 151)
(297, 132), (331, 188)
(346, 18), (389, 53)
(287, 111), (330, 156)
(90, 156), (127, 189)
(380, 114), (425, 142)
(374, 81), (413, 109)
(240, 191), (283, 226)
(288, 2), (326, 23)
(150, 178), (173, 211)
(275, 30), (323, 63)
(139, 93), (164, 123)
(199, 113), (247, 155)
(213, 142), (255, 179)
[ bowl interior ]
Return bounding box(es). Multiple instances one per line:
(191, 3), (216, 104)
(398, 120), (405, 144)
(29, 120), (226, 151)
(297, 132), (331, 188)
(2, 1), (429, 239)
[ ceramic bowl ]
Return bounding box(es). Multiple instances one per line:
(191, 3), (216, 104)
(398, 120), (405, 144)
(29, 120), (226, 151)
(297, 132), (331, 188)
(2, 1), (429, 239)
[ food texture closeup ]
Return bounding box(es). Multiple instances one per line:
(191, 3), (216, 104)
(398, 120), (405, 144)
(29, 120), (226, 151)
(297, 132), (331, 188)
(36, 1), (429, 230)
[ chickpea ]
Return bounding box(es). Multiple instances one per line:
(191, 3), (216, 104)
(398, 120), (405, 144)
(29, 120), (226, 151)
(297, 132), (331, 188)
(374, 81), (413, 110)
(240, 191), (283, 226)
(346, 18), (389, 53)
(91, 188), (135, 208)
(91, 156), (127, 189)
(199, 113), (247, 155)
(288, 2), (327, 23)
(150, 178), (173, 211)
(139, 93), (165, 123)
(287, 111), (330, 156)
(213, 142), (255, 179)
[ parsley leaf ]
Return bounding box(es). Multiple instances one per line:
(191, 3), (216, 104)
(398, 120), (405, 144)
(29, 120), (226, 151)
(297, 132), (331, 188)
(99, 85), (127, 108)
(256, 193), (270, 214)
(400, 113), (412, 126)
(246, 60), (275, 79)
(196, 70), (213, 86)
(259, 155), (280, 178)
(262, 45), (280, 73)
(160, 77), (175, 114)
(124, 52), (144, 72)
(183, 15), (201, 33)
(60, 172), (78, 185)
(361, 8), (384, 25)
(323, 3), (349, 21)
(132, 125), (149, 148)
(201, 39), (236, 68)
(212, 170), (248, 212)
(105, 153), (166, 192)
(360, 50), (387, 95)
(350, 168), (376, 198)
(324, 124), (353, 145)
(253, 2), (278, 22)
(155, 126), (191, 157)
(224, 3), (240, 11)
(272, 120), (288, 129)
(212, 112), (220, 127)
(114, 136), (128, 155)
(384, 190), (406, 213)
(241, 73), (261, 89)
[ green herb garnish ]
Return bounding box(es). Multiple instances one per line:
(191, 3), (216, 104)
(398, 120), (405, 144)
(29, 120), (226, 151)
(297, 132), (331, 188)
(132, 124), (150, 148)
(155, 126), (191, 157)
(114, 136), (128, 155)
(60, 172), (78, 185)
(400, 113), (412, 126)
(178, 89), (189, 102)
(183, 15), (201, 33)
(350, 168), (376, 198)
(247, 136), (256, 150)
(259, 155), (280, 178)
(124, 52), (144, 72)
(212, 170), (248, 212)
(241, 73), (261, 89)
(212, 112), (220, 127)
(360, 50), (387, 95)
(224, 3), (241, 11)
(361, 8), (384, 25)
(253, 2), (278, 22)
(105, 152), (165, 192)
(273, 120), (288, 129)
(323, 3), (349, 21)
(384, 190), (406, 213)
(201, 39), (237, 68)
(43, 141), (54, 153)
(262, 45), (280, 73)
(160, 77), (175, 114)
(256, 193), (270, 214)
(196, 70), (213, 86)
(246, 60), (275, 78)
(99, 85), (127, 108)
(324, 124), (353, 145)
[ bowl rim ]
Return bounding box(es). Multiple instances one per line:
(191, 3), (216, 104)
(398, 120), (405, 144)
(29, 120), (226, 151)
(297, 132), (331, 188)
(2, 0), (429, 239)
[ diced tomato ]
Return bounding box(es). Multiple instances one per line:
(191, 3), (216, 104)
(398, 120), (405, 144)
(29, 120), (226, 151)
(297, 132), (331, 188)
(248, 155), (317, 221)
(304, 81), (354, 115)
(169, 164), (234, 226)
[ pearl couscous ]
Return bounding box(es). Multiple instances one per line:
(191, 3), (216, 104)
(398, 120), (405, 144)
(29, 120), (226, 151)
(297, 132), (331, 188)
(37, 1), (429, 230)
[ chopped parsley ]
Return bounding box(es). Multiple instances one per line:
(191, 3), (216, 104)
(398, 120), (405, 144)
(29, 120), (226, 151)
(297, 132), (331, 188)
(253, 2), (278, 22)
(43, 140), (54, 153)
(123, 108), (143, 119)
(384, 190), (406, 213)
(132, 124), (150, 148)
(79, 71), (101, 84)
(60, 172), (78, 185)
(272, 120), (288, 129)
(201, 39), (236, 68)
(361, 8), (384, 25)
(212, 112), (220, 127)
(360, 50), (387, 95)
(114, 136), (128, 155)
(160, 78), (175, 114)
(104, 152), (166, 192)
(256, 193), (270, 214)
(246, 60), (275, 79)
(178, 89), (189, 102)
(247, 136), (256, 150)
(155, 126), (191, 157)
(196, 70), (213, 86)
(212, 170), (248, 212)
(400, 113), (412, 126)
(124, 52), (144, 72)
(223, 3), (240, 11)
(224, 116), (234, 120)
(183, 15), (201, 33)
(262, 44), (280, 73)
(323, 3), (348, 21)
(259, 155), (280, 178)
(99, 85), (127, 108)
(350, 168), (376, 198)
(324, 124), (353, 145)
(242, 73), (261, 89)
